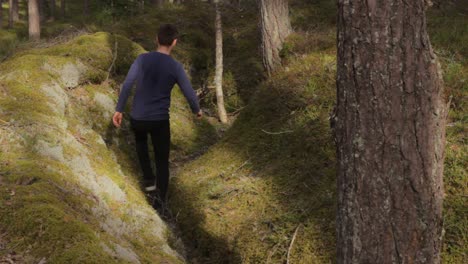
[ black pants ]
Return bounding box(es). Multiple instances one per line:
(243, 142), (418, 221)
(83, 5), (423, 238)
(130, 117), (170, 201)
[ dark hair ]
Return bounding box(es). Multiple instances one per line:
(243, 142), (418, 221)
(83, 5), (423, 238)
(157, 24), (179, 46)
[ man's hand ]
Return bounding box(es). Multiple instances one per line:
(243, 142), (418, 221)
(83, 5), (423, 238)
(113, 112), (123, 128)
(196, 110), (203, 119)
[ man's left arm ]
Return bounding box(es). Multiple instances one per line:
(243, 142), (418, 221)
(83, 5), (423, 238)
(176, 63), (202, 118)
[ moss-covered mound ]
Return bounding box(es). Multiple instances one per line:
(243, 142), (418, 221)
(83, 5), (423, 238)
(0, 32), (210, 263)
(169, 5), (467, 264)
(171, 44), (337, 264)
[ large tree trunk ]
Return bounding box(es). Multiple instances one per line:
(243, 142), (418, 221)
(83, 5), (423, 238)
(258, 0), (291, 75)
(28, 0), (41, 40)
(335, 0), (447, 263)
(214, 1), (228, 124)
(8, 0), (19, 28)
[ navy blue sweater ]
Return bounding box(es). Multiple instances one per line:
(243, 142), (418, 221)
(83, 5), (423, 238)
(115, 51), (200, 120)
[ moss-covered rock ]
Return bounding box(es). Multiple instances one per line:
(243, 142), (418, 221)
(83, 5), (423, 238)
(0, 32), (195, 263)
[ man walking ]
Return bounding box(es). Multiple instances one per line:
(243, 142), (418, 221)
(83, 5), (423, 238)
(112, 24), (202, 207)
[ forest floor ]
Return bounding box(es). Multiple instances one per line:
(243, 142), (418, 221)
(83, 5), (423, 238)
(0, 1), (466, 263)
(167, 2), (467, 264)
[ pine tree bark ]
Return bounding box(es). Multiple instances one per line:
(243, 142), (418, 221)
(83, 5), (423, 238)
(258, 0), (291, 75)
(28, 0), (41, 40)
(214, 1), (228, 124)
(335, 0), (447, 263)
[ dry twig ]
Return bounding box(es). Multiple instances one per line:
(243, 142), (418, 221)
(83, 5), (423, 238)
(261, 129), (294, 135)
(287, 224), (303, 264)
(106, 38), (119, 81)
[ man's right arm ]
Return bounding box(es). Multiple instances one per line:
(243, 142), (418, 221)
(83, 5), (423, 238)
(113, 57), (140, 128)
(115, 57), (140, 113)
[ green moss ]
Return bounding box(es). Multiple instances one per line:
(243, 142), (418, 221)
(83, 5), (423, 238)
(0, 162), (113, 262)
(0, 30), (18, 58)
(170, 50), (337, 263)
(169, 87), (219, 158)
(428, 7), (468, 262)
(441, 59), (467, 264)
(428, 8), (468, 62)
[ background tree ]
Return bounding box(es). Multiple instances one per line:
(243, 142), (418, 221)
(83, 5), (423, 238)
(214, 0), (228, 124)
(8, 0), (19, 28)
(49, 0), (55, 20)
(0, 0), (3, 29)
(39, 0), (45, 22)
(335, 0), (447, 263)
(153, 0), (164, 6)
(60, 0), (65, 18)
(258, 0), (291, 75)
(28, 0), (41, 40)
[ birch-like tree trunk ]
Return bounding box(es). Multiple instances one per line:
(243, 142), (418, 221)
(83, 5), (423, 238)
(335, 0), (447, 263)
(214, 1), (228, 124)
(28, 0), (41, 40)
(258, 0), (291, 75)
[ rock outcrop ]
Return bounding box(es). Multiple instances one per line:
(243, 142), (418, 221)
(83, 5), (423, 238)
(0, 32), (185, 263)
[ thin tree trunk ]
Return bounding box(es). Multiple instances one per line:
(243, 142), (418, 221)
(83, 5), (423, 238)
(83, 0), (88, 17)
(258, 0), (291, 75)
(0, 0), (3, 29)
(28, 0), (41, 40)
(11, 0), (18, 21)
(335, 0), (447, 263)
(49, 0), (55, 20)
(60, 0), (65, 19)
(8, 0), (18, 28)
(39, 0), (45, 22)
(8, 0), (12, 28)
(214, 1), (228, 124)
